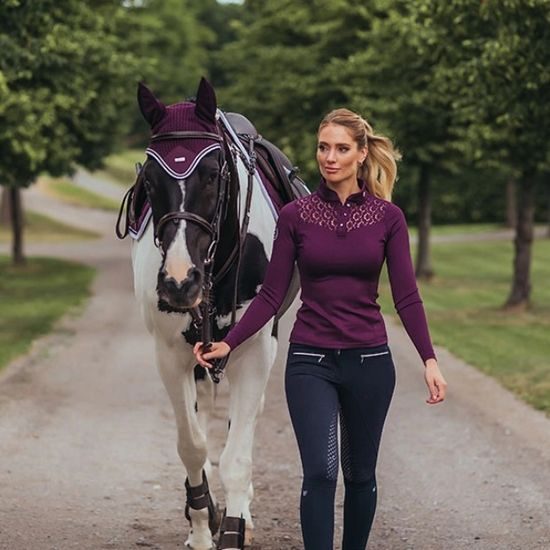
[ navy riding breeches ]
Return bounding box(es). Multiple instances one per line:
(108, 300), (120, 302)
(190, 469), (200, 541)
(285, 342), (396, 550)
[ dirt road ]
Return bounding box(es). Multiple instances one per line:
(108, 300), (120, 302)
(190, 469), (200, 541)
(1, 178), (549, 549)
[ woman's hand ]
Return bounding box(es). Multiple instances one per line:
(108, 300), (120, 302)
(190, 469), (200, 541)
(193, 341), (231, 369)
(424, 358), (447, 405)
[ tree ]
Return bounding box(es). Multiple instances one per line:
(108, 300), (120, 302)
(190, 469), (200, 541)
(335, 0), (476, 280)
(122, 0), (216, 142)
(219, 0), (376, 183)
(0, 0), (139, 264)
(429, 0), (550, 309)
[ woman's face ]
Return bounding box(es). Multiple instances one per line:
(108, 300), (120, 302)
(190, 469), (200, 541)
(317, 123), (367, 186)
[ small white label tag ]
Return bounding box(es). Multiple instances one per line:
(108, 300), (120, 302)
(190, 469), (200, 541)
(174, 156), (186, 162)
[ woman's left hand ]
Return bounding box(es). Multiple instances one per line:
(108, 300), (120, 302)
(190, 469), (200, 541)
(424, 358), (447, 405)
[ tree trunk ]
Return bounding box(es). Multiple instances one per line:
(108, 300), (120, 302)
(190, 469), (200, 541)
(415, 163), (434, 280)
(9, 187), (25, 265)
(504, 174), (535, 310)
(0, 187), (11, 226)
(505, 178), (517, 229)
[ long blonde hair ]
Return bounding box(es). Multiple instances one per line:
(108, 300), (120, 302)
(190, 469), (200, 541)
(318, 108), (401, 201)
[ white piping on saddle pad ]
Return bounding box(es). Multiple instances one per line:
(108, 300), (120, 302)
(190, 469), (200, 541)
(129, 203), (152, 241)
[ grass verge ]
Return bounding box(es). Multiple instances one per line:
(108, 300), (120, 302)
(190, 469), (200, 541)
(379, 237), (550, 414)
(98, 149), (146, 187)
(409, 223), (502, 237)
(0, 256), (96, 371)
(40, 176), (119, 211)
(0, 211), (100, 243)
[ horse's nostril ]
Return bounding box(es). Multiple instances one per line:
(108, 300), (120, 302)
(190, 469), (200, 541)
(187, 267), (201, 282)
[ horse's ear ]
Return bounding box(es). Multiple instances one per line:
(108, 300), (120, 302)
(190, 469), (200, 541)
(137, 82), (166, 128)
(195, 77), (217, 123)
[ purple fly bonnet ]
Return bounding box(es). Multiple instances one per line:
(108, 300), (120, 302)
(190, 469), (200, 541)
(138, 78), (220, 179)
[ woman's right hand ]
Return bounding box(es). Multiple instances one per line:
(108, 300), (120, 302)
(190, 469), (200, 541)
(193, 341), (231, 369)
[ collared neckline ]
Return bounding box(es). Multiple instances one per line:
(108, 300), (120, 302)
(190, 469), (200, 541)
(317, 178), (368, 205)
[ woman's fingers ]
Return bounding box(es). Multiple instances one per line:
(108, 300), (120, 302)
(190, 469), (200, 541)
(425, 369), (447, 405)
(193, 341), (213, 369)
(426, 377), (439, 404)
(193, 341), (231, 369)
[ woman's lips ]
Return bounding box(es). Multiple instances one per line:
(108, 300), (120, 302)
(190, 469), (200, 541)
(324, 166), (339, 173)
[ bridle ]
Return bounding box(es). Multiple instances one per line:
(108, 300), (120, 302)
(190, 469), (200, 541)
(145, 125), (256, 383)
(150, 130), (229, 256)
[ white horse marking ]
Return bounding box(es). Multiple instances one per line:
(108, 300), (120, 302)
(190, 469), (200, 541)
(163, 183), (195, 285)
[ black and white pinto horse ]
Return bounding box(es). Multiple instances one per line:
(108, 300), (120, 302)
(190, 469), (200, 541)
(118, 78), (302, 549)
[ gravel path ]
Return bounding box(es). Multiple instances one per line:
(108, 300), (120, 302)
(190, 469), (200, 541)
(1, 176), (549, 549)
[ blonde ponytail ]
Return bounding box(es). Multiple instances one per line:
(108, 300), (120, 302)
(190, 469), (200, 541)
(319, 109), (401, 201)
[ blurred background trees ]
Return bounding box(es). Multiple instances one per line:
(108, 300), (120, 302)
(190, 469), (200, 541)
(1, 0), (549, 307)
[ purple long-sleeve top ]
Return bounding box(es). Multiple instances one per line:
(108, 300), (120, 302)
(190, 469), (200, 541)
(223, 178), (436, 363)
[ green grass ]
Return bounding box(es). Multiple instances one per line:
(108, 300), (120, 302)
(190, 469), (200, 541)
(409, 223), (503, 237)
(0, 211), (100, 242)
(41, 177), (119, 211)
(0, 256), (96, 370)
(98, 149), (146, 187)
(379, 237), (550, 414)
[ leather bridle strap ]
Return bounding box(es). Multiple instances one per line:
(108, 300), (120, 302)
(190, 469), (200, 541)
(156, 210), (215, 244)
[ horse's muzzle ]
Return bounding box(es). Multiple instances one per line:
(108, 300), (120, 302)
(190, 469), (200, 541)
(157, 267), (203, 311)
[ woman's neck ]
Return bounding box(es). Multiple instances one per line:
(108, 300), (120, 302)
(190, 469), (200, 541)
(325, 177), (361, 204)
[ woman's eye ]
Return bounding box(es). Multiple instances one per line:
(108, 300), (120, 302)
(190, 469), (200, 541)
(317, 144), (326, 151)
(339, 147), (350, 153)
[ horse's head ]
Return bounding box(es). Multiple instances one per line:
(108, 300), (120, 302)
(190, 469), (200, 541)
(137, 78), (231, 313)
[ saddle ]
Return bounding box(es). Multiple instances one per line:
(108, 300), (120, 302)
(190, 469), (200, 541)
(225, 112), (310, 210)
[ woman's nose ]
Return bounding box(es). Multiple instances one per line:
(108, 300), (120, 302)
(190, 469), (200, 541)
(326, 148), (336, 162)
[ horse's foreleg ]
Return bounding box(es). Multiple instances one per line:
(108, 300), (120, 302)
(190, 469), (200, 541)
(218, 331), (277, 547)
(155, 341), (217, 550)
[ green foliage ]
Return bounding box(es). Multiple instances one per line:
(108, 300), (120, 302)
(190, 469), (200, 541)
(418, 0), (550, 178)
(191, 0), (244, 86)
(338, 0), (459, 173)
(0, 0), (140, 188)
(123, 0), (222, 138)
(219, 0), (376, 183)
(380, 237), (550, 413)
(0, 256), (95, 370)
(124, 0), (211, 103)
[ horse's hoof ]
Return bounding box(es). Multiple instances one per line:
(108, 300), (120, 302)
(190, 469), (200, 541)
(184, 539), (216, 550)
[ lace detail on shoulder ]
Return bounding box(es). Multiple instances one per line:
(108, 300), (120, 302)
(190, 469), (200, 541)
(296, 194), (338, 230)
(296, 194), (388, 232)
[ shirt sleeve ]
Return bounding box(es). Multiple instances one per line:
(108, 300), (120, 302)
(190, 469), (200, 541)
(223, 202), (298, 351)
(385, 205), (436, 363)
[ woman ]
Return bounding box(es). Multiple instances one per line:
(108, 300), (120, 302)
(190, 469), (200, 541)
(194, 108), (447, 549)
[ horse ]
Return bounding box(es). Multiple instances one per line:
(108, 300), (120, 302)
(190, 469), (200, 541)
(116, 77), (307, 549)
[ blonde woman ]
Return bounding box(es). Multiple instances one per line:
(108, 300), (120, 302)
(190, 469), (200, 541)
(195, 108), (447, 549)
